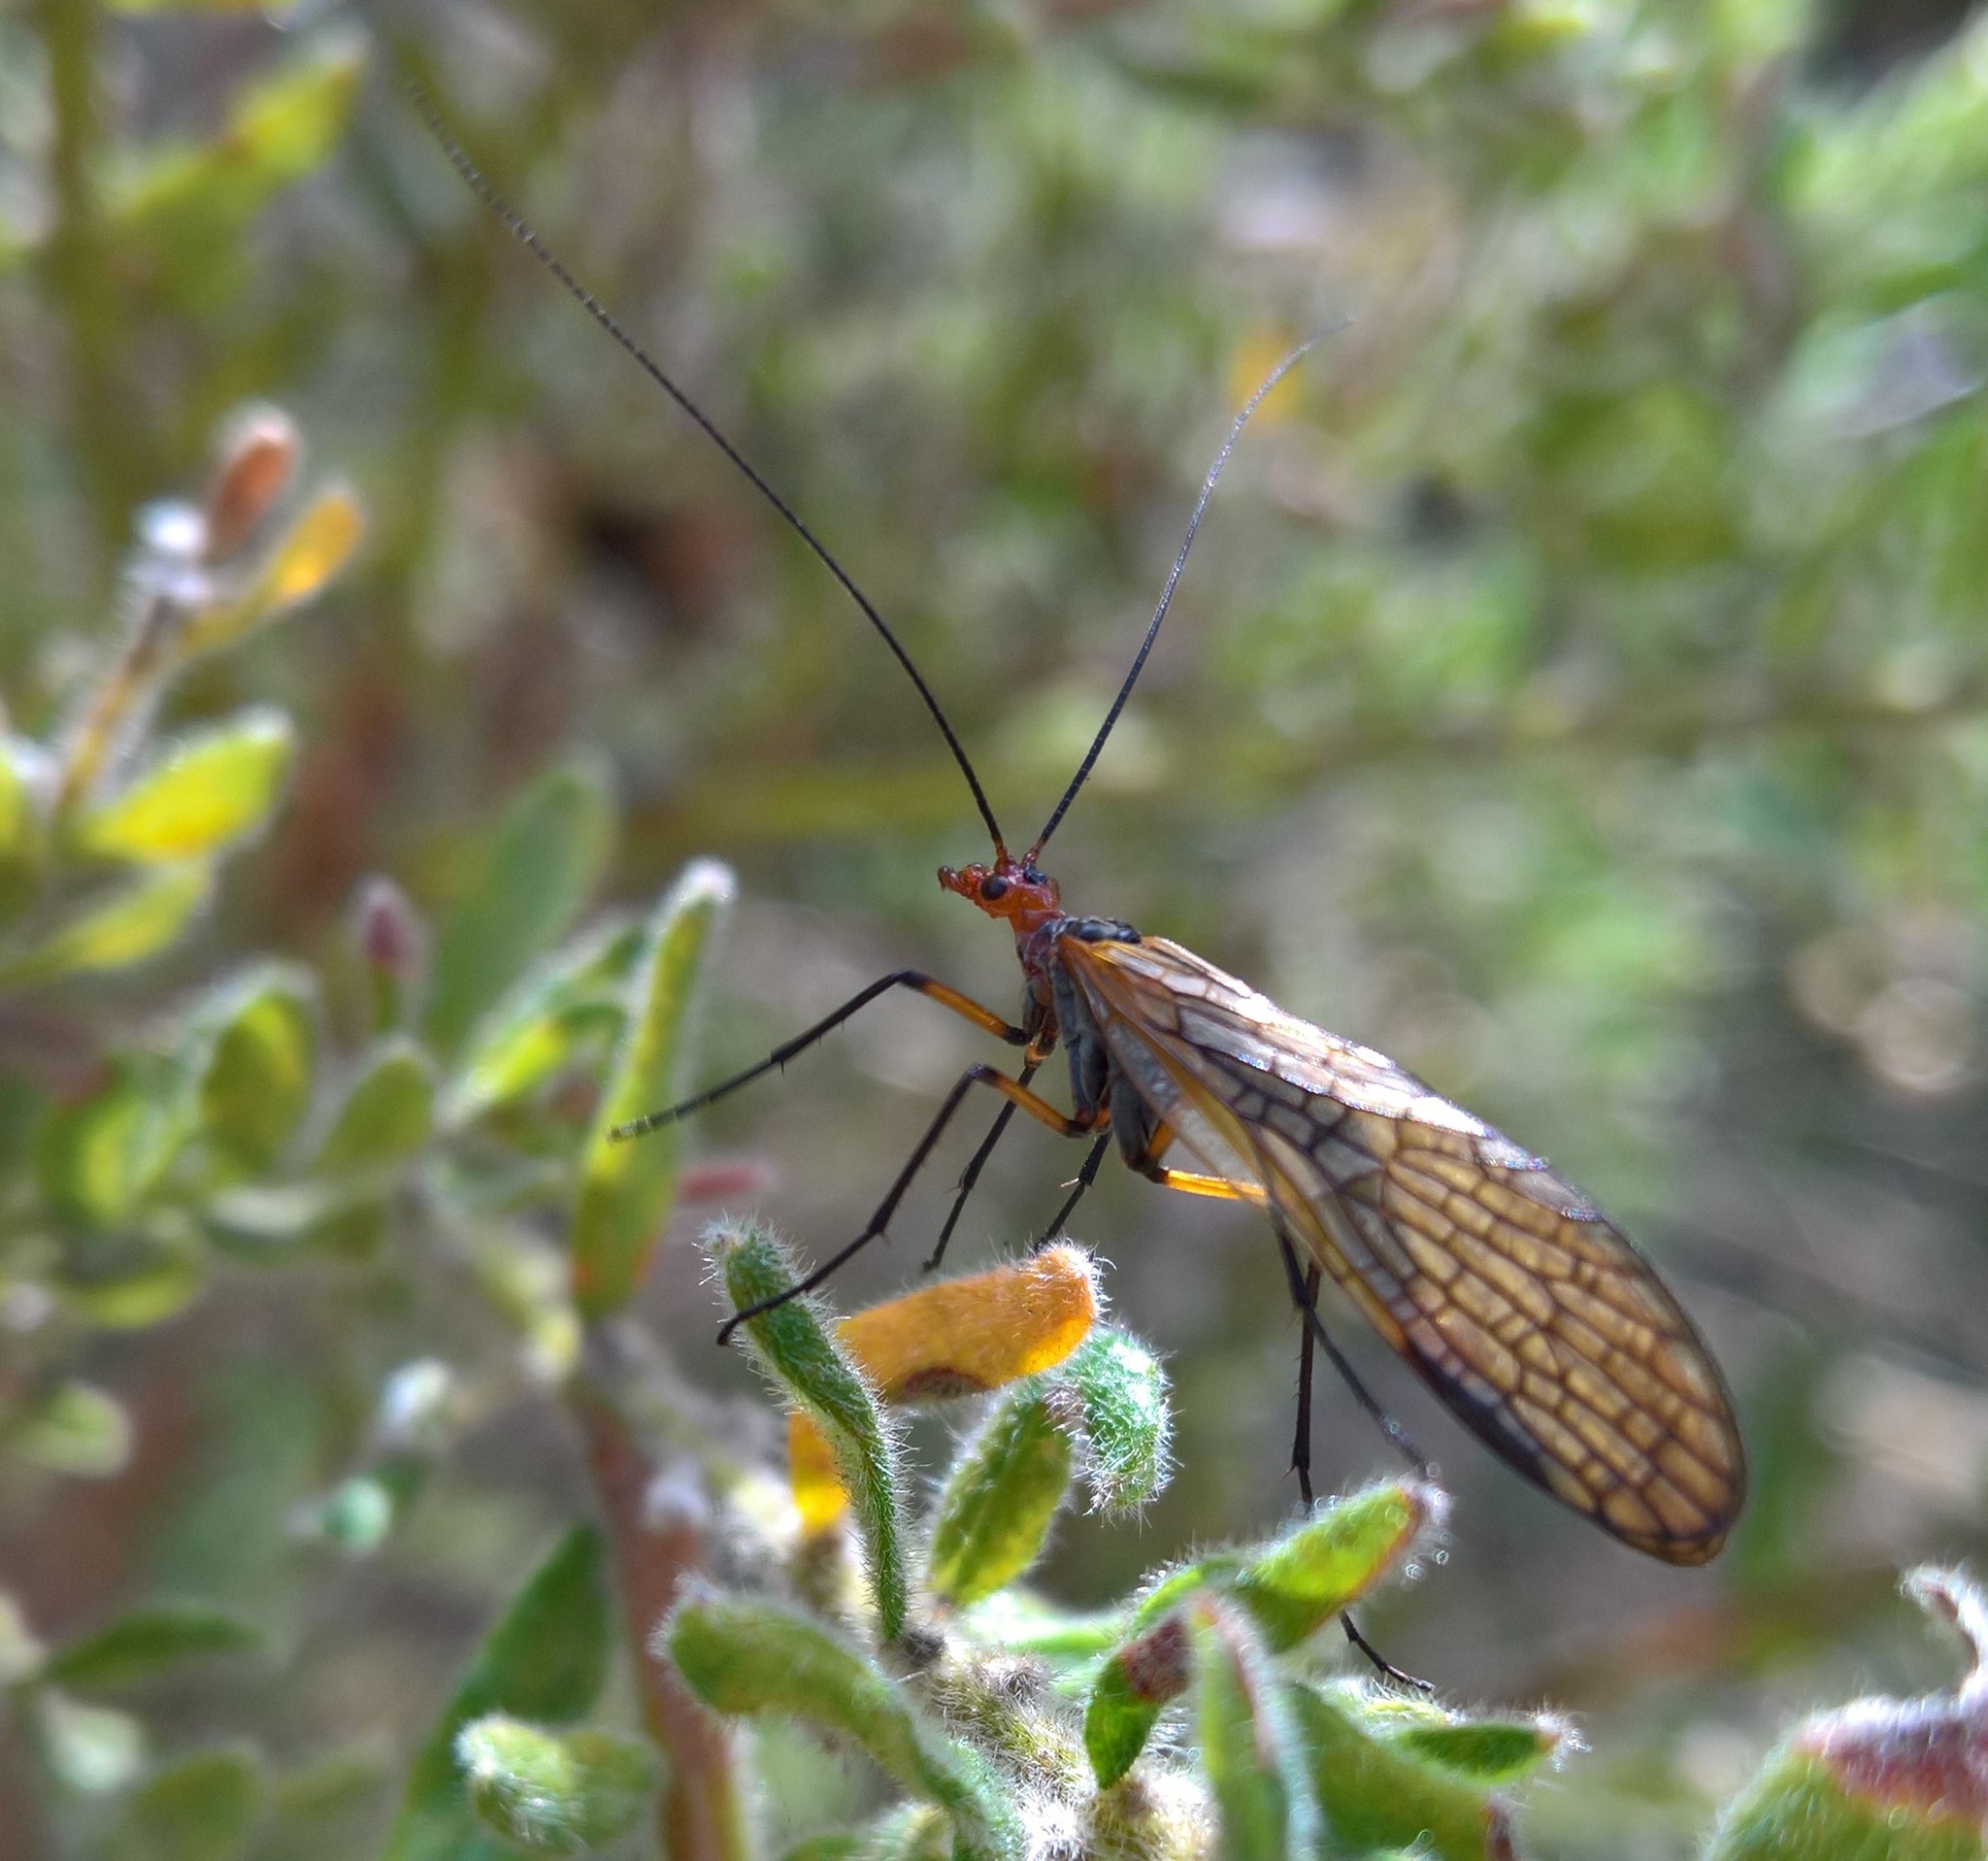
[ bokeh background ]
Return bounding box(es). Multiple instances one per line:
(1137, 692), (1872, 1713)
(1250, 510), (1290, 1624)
(10, 0), (1988, 1851)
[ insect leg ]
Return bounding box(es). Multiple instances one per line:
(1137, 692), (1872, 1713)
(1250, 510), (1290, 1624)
(923, 1061), (1039, 1274)
(1293, 1263), (1319, 1506)
(1271, 1220), (1429, 1478)
(1289, 1259), (1432, 1692)
(1341, 1613), (1431, 1693)
(1033, 1132), (1113, 1248)
(1145, 1167), (1269, 1207)
(613, 972), (1026, 1138)
(718, 1066), (1096, 1342)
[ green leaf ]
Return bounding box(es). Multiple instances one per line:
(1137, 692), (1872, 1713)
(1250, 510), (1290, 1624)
(123, 1744), (263, 1861)
(711, 1221), (908, 1640)
(1387, 1713), (1568, 1784)
(45, 1604), (261, 1691)
(1229, 1479), (1441, 1652)
(924, 1386), (1073, 1607)
(1189, 1599), (1317, 1861)
(315, 1038), (434, 1175)
(57, 1239), (205, 1331)
(957, 1592), (1124, 1663)
(74, 709), (295, 864)
(425, 764), (615, 1059)
(1084, 1612), (1190, 1788)
(36, 1689), (148, 1794)
(382, 1526), (612, 1861)
(112, 44), (362, 251)
(192, 968), (315, 1176)
(573, 859), (733, 1317)
(457, 1715), (658, 1852)
(447, 916), (643, 1121)
(8, 1379), (131, 1478)
(0, 734), (48, 922)
(1707, 1746), (1987, 1861)
(1290, 1680), (1514, 1861)
(668, 1598), (1022, 1861)
(1053, 1325), (1172, 1513)
(1708, 1572), (1988, 1861)
(37, 1067), (185, 1231)
(3, 861), (212, 982)
(1131, 1479), (1439, 1653)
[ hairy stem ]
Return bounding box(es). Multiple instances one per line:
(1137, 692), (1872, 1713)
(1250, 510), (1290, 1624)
(570, 1382), (750, 1861)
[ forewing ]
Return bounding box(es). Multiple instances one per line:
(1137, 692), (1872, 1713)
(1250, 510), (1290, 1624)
(1061, 933), (1746, 1564)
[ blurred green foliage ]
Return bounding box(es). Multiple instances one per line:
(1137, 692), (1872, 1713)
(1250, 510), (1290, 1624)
(12, 0), (1988, 1851)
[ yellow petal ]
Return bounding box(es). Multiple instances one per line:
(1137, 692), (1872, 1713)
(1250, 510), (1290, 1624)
(838, 1245), (1098, 1403)
(788, 1412), (848, 1536)
(785, 1247), (1098, 1535)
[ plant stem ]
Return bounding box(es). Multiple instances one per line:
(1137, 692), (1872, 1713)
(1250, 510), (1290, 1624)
(570, 1382), (751, 1861)
(54, 586), (182, 816)
(33, 0), (139, 579)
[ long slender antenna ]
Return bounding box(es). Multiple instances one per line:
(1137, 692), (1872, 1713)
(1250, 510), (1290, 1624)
(1027, 339), (1317, 858)
(406, 82), (1009, 854)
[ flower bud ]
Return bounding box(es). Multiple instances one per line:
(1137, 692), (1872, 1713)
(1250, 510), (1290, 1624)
(203, 406), (300, 563)
(352, 875), (426, 1029)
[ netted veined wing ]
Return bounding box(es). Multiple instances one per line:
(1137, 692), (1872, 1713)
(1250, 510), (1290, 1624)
(1057, 931), (1745, 1564)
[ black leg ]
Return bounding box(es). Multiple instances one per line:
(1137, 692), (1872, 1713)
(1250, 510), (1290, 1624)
(1271, 1221), (1428, 1477)
(718, 1065), (1092, 1343)
(1341, 1613), (1432, 1693)
(613, 971), (1026, 1139)
(923, 1062), (1038, 1273)
(1032, 1132), (1112, 1248)
(1293, 1264), (1320, 1506)
(1277, 1248), (1432, 1693)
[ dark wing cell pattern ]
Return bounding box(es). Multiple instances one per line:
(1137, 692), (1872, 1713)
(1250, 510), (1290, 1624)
(1060, 934), (1745, 1565)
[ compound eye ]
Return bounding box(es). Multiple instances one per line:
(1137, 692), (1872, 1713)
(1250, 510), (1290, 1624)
(979, 875), (1009, 902)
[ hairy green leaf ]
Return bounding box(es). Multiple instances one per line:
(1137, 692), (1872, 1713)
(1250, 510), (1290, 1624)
(711, 1221), (907, 1639)
(447, 916), (642, 1121)
(457, 1714), (658, 1853)
(925, 1387), (1073, 1607)
(668, 1599), (1021, 1861)
(1053, 1324), (1172, 1513)
(1190, 1599), (1317, 1861)
(75, 709), (294, 864)
(4, 862), (212, 982)
(572, 858), (732, 1317)
(191, 967), (315, 1176)
(383, 1527), (612, 1861)
(425, 764), (614, 1059)
(1291, 1680), (1514, 1861)
(315, 1038), (435, 1174)
(8, 1379), (131, 1479)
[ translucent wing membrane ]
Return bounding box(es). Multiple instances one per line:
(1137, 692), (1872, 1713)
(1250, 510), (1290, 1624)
(1060, 935), (1745, 1564)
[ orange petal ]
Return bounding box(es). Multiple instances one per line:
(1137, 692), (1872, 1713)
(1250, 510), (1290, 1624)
(838, 1245), (1098, 1403)
(784, 1246), (1098, 1536)
(788, 1411), (848, 1535)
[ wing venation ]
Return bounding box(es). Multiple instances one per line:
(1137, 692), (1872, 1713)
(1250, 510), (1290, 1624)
(1057, 931), (1746, 1564)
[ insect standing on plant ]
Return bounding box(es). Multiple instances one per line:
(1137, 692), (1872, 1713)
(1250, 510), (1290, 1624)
(413, 88), (1746, 1569)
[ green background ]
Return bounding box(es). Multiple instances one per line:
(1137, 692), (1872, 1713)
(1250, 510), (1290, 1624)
(9, 0), (1988, 1850)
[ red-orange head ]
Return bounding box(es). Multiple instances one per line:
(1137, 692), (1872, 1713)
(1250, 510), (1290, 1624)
(939, 854), (1062, 938)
